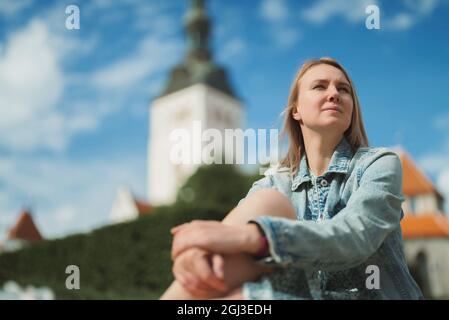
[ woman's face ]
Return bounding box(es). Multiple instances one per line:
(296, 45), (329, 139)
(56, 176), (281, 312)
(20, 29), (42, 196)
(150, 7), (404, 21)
(292, 64), (354, 135)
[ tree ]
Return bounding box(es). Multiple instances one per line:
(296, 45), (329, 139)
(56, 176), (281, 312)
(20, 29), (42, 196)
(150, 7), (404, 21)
(176, 165), (260, 212)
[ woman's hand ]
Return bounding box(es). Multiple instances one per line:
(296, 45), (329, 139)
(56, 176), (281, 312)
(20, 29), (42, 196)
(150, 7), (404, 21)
(173, 247), (229, 298)
(171, 220), (262, 259)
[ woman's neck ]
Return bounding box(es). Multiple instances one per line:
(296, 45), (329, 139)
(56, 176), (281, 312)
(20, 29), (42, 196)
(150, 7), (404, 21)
(302, 131), (343, 177)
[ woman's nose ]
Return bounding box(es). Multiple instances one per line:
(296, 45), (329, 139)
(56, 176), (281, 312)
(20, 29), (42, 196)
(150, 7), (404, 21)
(328, 87), (340, 102)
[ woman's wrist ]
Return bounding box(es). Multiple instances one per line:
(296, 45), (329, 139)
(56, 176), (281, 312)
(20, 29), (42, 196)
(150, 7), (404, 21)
(255, 235), (269, 258)
(244, 223), (269, 257)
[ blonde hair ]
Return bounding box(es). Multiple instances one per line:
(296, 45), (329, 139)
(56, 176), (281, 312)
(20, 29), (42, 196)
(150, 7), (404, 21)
(279, 57), (369, 175)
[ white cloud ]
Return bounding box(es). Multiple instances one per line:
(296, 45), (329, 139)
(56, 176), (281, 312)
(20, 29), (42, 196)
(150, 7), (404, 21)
(274, 27), (301, 48)
(385, 13), (415, 30)
(0, 192), (17, 239)
(0, 1), (185, 241)
(0, 0), (32, 15)
(260, 0), (289, 23)
(0, 17), (103, 152)
(0, 20), (62, 125)
(258, 0), (300, 49)
(302, 0), (378, 24)
(84, 0), (116, 12)
(42, 3), (99, 58)
(0, 0), (122, 152)
(84, 0), (176, 35)
(90, 32), (182, 91)
(0, 3), (181, 240)
(48, 206), (78, 232)
(301, 0), (445, 31)
(433, 112), (449, 131)
(75, 1), (183, 108)
(84, 0), (159, 13)
(404, 0), (440, 15)
(0, 19), (66, 151)
(384, 0), (445, 31)
(133, 4), (177, 33)
(66, 112), (98, 132)
(218, 38), (247, 62)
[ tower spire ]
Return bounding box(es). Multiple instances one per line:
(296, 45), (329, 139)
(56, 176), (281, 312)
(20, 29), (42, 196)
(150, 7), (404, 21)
(158, 0), (237, 98)
(184, 0), (211, 61)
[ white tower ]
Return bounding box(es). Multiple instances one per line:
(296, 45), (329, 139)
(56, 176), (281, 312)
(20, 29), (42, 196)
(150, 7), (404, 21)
(148, 0), (243, 205)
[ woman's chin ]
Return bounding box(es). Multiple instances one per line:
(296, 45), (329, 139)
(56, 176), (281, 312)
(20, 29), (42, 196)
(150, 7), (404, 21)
(319, 117), (348, 127)
(307, 121), (347, 134)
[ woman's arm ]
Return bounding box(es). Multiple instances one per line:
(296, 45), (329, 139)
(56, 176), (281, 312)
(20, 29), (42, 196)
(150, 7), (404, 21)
(164, 188), (296, 299)
(252, 150), (404, 271)
(171, 150), (404, 273)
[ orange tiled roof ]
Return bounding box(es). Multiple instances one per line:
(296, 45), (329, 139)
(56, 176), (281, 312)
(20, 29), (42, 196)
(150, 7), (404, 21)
(7, 209), (43, 243)
(398, 151), (440, 197)
(401, 213), (449, 239)
(135, 199), (152, 216)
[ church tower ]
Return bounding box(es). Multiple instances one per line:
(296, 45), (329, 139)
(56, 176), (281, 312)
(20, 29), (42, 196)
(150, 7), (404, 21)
(148, 0), (243, 205)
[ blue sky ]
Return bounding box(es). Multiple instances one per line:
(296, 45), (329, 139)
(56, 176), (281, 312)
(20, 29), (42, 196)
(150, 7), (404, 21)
(1, 0), (449, 239)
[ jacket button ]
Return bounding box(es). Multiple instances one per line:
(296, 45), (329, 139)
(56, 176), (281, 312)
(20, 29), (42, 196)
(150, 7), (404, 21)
(320, 179), (328, 187)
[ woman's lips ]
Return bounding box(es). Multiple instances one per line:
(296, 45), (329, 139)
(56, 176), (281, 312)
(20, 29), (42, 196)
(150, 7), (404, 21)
(322, 106), (341, 113)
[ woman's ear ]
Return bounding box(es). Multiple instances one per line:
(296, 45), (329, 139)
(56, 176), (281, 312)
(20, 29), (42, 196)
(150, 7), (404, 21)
(292, 106), (301, 121)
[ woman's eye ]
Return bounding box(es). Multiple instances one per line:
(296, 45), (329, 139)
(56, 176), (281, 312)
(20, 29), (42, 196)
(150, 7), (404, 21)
(313, 85), (325, 90)
(338, 87), (350, 93)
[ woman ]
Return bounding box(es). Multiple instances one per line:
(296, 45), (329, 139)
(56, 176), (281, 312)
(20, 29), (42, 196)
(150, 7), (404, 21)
(160, 57), (423, 300)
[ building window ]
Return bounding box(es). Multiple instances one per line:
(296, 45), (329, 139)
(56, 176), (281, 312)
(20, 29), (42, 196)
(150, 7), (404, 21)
(408, 197), (416, 213)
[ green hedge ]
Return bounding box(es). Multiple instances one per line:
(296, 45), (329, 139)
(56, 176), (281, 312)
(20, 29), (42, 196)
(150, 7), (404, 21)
(0, 204), (228, 299)
(0, 165), (260, 299)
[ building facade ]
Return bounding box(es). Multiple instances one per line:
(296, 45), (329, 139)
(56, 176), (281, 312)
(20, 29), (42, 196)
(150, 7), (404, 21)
(398, 150), (449, 299)
(148, 0), (243, 205)
(0, 209), (43, 253)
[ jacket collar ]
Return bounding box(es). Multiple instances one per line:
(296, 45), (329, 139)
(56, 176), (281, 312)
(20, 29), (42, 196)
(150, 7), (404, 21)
(291, 137), (353, 191)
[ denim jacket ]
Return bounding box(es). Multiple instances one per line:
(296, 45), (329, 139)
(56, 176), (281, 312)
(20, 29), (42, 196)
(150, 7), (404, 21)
(241, 138), (423, 300)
